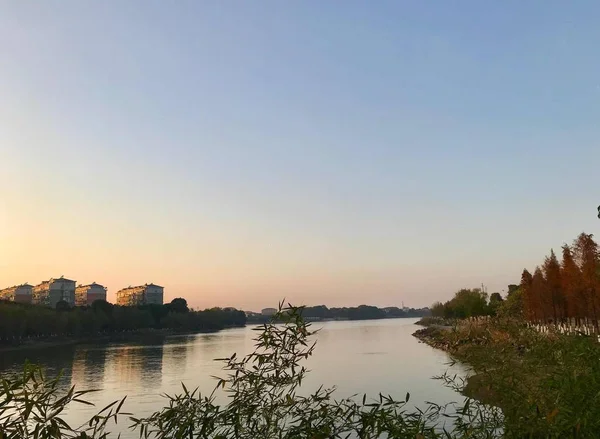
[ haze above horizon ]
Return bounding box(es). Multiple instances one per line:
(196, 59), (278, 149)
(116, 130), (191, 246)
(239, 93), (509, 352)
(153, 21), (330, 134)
(2, 1), (599, 310)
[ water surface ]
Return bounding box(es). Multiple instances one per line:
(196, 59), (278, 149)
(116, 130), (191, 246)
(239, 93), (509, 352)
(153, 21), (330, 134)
(0, 318), (465, 437)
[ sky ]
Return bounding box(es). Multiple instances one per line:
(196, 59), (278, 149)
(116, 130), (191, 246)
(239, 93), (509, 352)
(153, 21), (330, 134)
(1, 1), (599, 311)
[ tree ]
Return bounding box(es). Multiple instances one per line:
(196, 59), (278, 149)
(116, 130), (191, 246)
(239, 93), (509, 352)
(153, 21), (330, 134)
(543, 249), (564, 321)
(561, 244), (582, 323)
(431, 301), (444, 317)
(573, 233), (600, 327)
(490, 292), (503, 303)
(169, 298), (189, 313)
(347, 305), (385, 320)
(383, 306), (406, 318)
(301, 305), (331, 319)
(488, 292), (503, 315)
(521, 269), (534, 321)
(91, 299), (114, 315)
(517, 233), (600, 325)
(0, 301), (250, 347)
(498, 287), (523, 319)
(429, 288), (491, 319)
(506, 284), (520, 297)
(55, 300), (70, 312)
(530, 268), (546, 322)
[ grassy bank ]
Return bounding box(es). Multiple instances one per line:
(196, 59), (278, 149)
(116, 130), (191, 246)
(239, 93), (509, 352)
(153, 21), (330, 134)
(414, 318), (600, 438)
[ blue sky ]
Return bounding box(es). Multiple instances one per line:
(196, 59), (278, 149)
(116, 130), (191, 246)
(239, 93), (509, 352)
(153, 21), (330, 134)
(1, 1), (599, 309)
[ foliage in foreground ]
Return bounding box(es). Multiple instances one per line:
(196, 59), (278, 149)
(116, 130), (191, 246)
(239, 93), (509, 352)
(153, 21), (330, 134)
(1, 304), (504, 439)
(0, 366), (126, 438)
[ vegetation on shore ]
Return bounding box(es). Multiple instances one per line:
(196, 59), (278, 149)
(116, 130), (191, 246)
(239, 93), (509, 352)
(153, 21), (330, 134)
(411, 231), (600, 437)
(0, 298), (246, 348)
(430, 288), (506, 320)
(246, 304), (430, 324)
(414, 316), (456, 327)
(428, 232), (600, 327)
(414, 318), (600, 438)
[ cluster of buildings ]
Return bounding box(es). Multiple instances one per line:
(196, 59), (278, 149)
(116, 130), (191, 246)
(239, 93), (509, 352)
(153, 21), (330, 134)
(0, 276), (164, 309)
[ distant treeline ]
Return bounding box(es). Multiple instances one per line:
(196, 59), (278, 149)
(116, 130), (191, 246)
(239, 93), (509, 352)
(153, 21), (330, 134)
(430, 288), (506, 319)
(247, 304), (430, 323)
(0, 298), (246, 345)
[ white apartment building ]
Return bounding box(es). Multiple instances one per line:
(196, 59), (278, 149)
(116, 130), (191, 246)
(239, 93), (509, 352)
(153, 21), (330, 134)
(33, 277), (76, 308)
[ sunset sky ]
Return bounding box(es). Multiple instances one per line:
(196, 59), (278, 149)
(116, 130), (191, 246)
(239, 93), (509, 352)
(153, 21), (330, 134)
(2, 1), (599, 310)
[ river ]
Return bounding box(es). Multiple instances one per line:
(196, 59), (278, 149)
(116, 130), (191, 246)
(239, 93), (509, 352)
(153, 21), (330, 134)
(0, 318), (465, 437)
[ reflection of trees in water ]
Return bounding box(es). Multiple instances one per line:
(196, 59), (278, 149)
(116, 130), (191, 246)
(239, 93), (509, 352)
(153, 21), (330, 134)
(141, 344), (164, 388)
(197, 334), (219, 357)
(0, 346), (77, 394)
(162, 336), (194, 375)
(315, 323), (385, 348)
(197, 330), (252, 369)
(110, 343), (164, 388)
(71, 347), (107, 390)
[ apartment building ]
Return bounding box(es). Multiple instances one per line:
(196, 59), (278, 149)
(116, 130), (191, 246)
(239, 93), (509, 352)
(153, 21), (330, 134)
(0, 283), (33, 304)
(75, 282), (107, 306)
(33, 277), (76, 308)
(116, 283), (163, 306)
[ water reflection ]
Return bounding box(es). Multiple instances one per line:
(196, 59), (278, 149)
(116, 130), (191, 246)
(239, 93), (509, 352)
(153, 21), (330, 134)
(71, 347), (107, 389)
(197, 333), (220, 358)
(162, 335), (194, 383)
(0, 344), (77, 394)
(108, 343), (164, 389)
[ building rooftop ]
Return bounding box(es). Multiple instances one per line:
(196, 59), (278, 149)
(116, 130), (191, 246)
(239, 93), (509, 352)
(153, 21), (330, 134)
(37, 277), (76, 285)
(77, 282), (106, 288)
(51, 276), (75, 282)
(118, 283), (163, 291)
(1, 283), (33, 290)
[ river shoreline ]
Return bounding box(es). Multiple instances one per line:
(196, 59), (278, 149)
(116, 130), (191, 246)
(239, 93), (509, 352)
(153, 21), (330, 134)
(2, 316), (429, 354)
(411, 321), (500, 407)
(410, 318), (593, 419)
(0, 326), (243, 353)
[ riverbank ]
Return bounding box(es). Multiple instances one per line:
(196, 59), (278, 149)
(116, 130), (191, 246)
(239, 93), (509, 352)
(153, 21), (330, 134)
(413, 316), (456, 327)
(0, 315), (427, 354)
(0, 325), (244, 353)
(412, 318), (600, 437)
